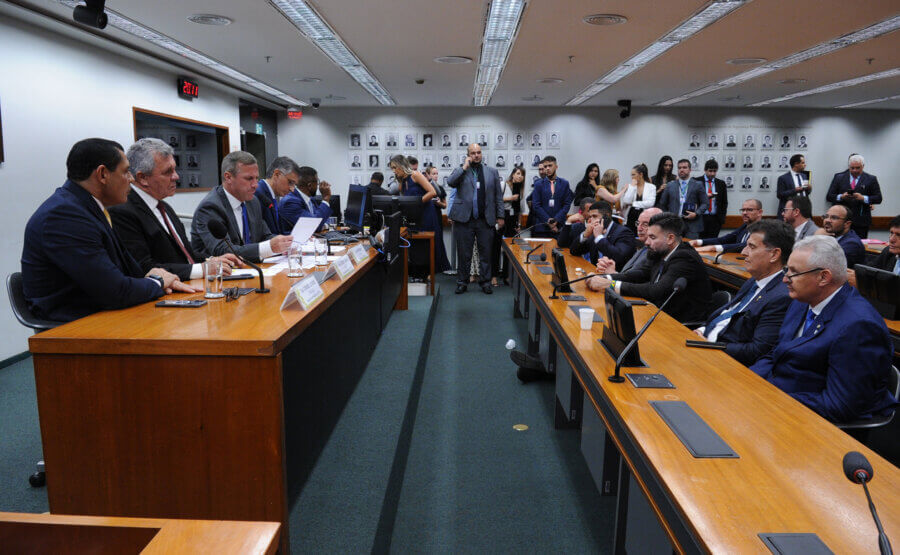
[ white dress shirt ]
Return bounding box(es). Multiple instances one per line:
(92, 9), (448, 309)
(132, 185), (204, 279)
(699, 270), (782, 341)
(223, 188), (274, 260)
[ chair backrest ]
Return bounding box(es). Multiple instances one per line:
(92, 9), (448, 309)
(6, 272), (63, 331)
(709, 290), (732, 315)
(890, 366), (900, 399)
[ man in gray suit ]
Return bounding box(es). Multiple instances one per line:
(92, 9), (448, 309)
(595, 207), (661, 275)
(782, 195), (820, 241)
(191, 151), (293, 262)
(447, 143), (504, 294)
(657, 158), (708, 239)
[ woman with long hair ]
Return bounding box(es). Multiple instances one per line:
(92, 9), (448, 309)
(572, 163), (600, 207)
(620, 163), (656, 232)
(389, 155), (450, 275)
(651, 155), (675, 207)
(491, 166), (526, 284)
(423, 165), (452, 273)
(595, 169), (624, 206)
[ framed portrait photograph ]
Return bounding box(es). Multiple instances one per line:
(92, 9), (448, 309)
(422, 133), (435, 149)
(421, 153), (434, 168)
(511, 153), (526, 168)
(778, 133), (792, 150)
(458, 153), (468, 167)
(528, 151), (542, 168)
(796, 133), (808, 150)
(689, 155), (700, 171)
(740, 175), (753, 190)
(403, 131), (417, 149)
(367, 132), (380, 148)
(457, 131), (470, 148)
(725, 176), (734, 189)
(688, 132), (702, 150)
(758, 175), (771, 191)
(759, 154), (773, 170)
(742, 133), (756, 149)
(706, 132), (720, 149)
(439, 153), (453, 169)
(368, 153), (380, 170)
(349, 173), (362, 186)
(494, 132), (507, 150)
(476, 131), (489, 148)
(185, 172), (201, 188)
(777, 155), (790, 170)
(185, 134), (198, 149)
(349, 132), (362, 149)
(349, 152), (363, 169)
(494, 152), (507, 169)
(385, 131), (399, 149)
(185, 152), (200, 169)
(511, 131), (525, 150)
(173, 153), (182, 169)
(480, 153), (489, 166)
(741, 154), (755, 170)
(439, 132), (452, 148)
(529, 132), (543, 149)
(723, 154), (737, 171)
(547, 132), (561, 149)
(724, 132), (738, 149)
(167, 133), (181, 149)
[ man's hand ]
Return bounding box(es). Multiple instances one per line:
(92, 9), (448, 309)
(566, 212), (584, 224)
(586, 274), (612, 291)
(684, 211), (697, 220)
(581, 221), (596, 240)
(319, 180), (332, 202)
(595, 257), (616, 274)
(147, 268), (201, 294)
(851, 191), (865, 201)
(270, 235), (294, 254)
(496, 218), (505, 229)
(211, 254), (242, 275)
(462, 155), (472, 170)
(689, 239), (702, 246)
(695, 245), (717, 253)
(547, 218), (558, 233)
(591, 219), (605, 238)
(693, 328), (706, 338)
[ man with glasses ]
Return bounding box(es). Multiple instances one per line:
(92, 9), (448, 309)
(279, 166), (333, 232)
(781, 195), (819, 241)
(750, 236), (896, 423)
(255, 156), (300, 235)
(694, 220), (793, 366)
(595, 208), (662, 274)
(691, 199), (762, 253)
(821, 204), (865, 268)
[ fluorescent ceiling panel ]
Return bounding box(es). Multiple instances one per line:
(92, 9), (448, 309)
(473, 0), (528, 107)
(837, 93), (900, 109)
(749, 68), (900, 106)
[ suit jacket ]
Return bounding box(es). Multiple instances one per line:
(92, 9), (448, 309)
(278, 188), (332, 232)
(702, 273), (791, 366)
(556, 221), (582, 249)
(694, 175), (728, 224)
(366, 182), (391, 198)
(794, 219), (819, 241)
(702, 222), (751, 253)
(21, 180), (162, 322)
(620, 245), (649, 274)
(776, 171), (810, 215)
(569, 221), (636, 269)
(835, 229), (865, 268)
(447, 164), (504, 225)
(870, 245), (899, 273)
(611, 242), (713, 323)
(254, 180), (282, 235)
(658, 179), (708, 238)
(750, 284), (897, 422)
(191, 186), (273, 263)
(530, 177), (574, 233)
(825, 170), (882, 228)
(108, 189), (197, 281)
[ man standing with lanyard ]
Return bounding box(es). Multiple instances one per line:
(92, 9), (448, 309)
(699, 159), (727, 238)
(448, 143), (504, 294)
(531, 156), (573, 237)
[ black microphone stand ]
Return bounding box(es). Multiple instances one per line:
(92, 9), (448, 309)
(512, 224), (539, 239)
(549, 273), (597, 299)
(220, 236), (269, 294)
(858, 476), (893, 555)
(524, 243), (544, 265)
(714, 251), (725, 264)
(609, 286), (682, 383)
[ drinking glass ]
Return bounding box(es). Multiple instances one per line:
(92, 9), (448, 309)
(286, 243), (304, 278)
(203, 259), (224, 298)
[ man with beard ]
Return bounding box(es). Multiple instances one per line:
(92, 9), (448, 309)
(821, 204), (865, 268)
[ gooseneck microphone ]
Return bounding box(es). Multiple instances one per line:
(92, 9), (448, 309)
(207, 219), (269, 294)
(512, 223), (540, 239)
(524, 244), (545, 265)
(609, 277), (687, 383)
(549, 273), (596, 299)
(714, 251), (726, 264)
(843, 451), (893, 555)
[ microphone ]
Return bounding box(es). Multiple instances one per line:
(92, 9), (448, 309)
(549, 273), (597, 299)
(843, 451), (893, 555)
(714, 251), (725, 264)
(512, 223), (539, 239)
(524, 243), (545, 265)
(207, 219), (269, 294)
(609, 277), (687, 383)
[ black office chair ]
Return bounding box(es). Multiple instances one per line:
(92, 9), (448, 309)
(6, 272), (64, 487)
(838, 365), (900, 443)
(683, 290), (732, 329)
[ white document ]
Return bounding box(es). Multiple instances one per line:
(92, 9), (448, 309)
(290, 217), (322, 245)
(524, 237), (553, 242)
(330, 246), (347, 253)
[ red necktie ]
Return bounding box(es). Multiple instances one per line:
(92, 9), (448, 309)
(850, 177), (857, 190)
(707, 179), (714, 211)
(158, 202), (195, 264)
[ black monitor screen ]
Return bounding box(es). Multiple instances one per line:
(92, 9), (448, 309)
(344, 185), (369, 232)
(384, 211), (402, 264)
(328, 194), (341, 224)
(372, 195), (426, 230)
(601, 286), (641, 366)
(551, 248), (571, 292)
(854, 264), (900, 319)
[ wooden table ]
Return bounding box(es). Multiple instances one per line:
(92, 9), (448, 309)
(502, 239), (900, 553)
(28, 248), (402, 554)
(0, 512), (279, 553)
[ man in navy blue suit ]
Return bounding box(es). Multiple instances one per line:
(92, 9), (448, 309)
(657, 159), (708, 239)
(555, 197), (593, 248)
(750, 235), (896, 422)
(822, 204), (865, 268)
(695, 220), (793, 366)
(530, 156), (573, 237)
(691, 199), (763, 254)
(22, 138), (198, 322)
(569, 201), (636, 269)
(255, 156), (300, 235)
(279, 166), (333, 232)
(776, 154), (810, 218)
(825, 154), (881, 238)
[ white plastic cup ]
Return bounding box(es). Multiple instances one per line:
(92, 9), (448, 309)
(579, 308), (595, 330)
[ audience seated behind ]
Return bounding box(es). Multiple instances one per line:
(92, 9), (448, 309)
(691, 199), (762, 253)
(586, 212), (713, 324)
(695, 220), (793, 366)
(556, 197), (594, 249)
(22, 138), (197, 322)
(568, 201), (636, 268)
(108, 138), (239, 281)
(821, 204), (865, 269)
(191, 151), (293, 263)
(278, 166), (333, 232)
(255, 156), (301, 235)
(750, 235), (897, 422)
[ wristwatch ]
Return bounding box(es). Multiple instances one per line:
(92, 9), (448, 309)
(148, 274), (165, 289)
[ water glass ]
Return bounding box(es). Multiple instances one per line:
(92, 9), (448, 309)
(315, 238), (328, 266)
(286, 243), (305, 278)
(579, 308), (595, 330)
(203, 259), (224, 298)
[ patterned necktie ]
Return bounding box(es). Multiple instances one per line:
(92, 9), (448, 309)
(241, 203), (251, 244)
(850, 177), (857, 190)
(707, 179), (714, 212)
(158, 202), (194, 264)
(802, 309), (817, 336)
(102, 208), (112, 227)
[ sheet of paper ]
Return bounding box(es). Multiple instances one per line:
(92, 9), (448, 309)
(524, 237), (553, 242)
(330, 246), (347, 253)
(290, 217), (322, 245)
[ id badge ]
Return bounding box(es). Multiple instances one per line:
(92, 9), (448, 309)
(475, 181), (481, 190)
(549, 199), (555, 208)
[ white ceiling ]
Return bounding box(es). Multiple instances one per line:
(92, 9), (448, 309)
(5, 0), (900, 109)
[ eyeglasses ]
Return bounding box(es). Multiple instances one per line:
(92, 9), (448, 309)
(781, 207), (797, 212)
(782, 266), (823, 282)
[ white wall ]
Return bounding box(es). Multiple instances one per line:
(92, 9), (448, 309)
(0, 16), (243, 359)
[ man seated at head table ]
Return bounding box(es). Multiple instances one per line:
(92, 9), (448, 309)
(568, 201), (636, 269)
(255, 156), (301, 235)
(781, 195), (819, 241)
(556, 197), (594, 249)
(22, 138), (199, 323)
(279, 166), (333, 232)
(191, 151), (293, 263)
(694, 220), (793, 366)
(108, 138), (240, 281)
(847, 214), (900, 287)
(820, 204), (865, 269)
(587, 212), (713, 324)
(750, 235), (896, 423)
(690, 199), (763, 253)
(595, 207), (663, 276)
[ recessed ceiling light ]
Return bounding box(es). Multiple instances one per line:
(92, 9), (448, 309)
(293, 77), (322, 83)
(434, 56), (473, 64)
(521, 95), (543, 101)
(583, 14), (627, 26)
(778, 78), (807, 85)
(727, 57), (766, 65)
(187, 14), (233, 26)
(537, 78), (564, 84)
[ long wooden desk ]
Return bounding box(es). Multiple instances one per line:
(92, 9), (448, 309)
(28, 248), (402, 554)
(0, 512), (280, 553)
(502, 239), (900, 553)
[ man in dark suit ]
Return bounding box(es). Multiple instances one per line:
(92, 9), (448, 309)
(696, 159), (728, 238)
(695, 220), (793, 366)
(782, 195), (819, 241)
(692, 199), (763, 254)
(530, 156), (574, 237)
(569, 201), (636, 268)
(109, 138), (240, 281)
(658, 159), (708, 239)
(255, 156), (300, 235)
(366, 171), (390, 197)
(776, 154), (810, 218)
(587, 212), (713, 323)
(822, 204), (865, 268)
(191, 151), (293, 263)
(751, 236), (896, 422)
(279, 166), (332, 232)
(447, 143), (504, 294)
(596, 208), (663, 275)
(556, 197), (594, 248)
(22, 138), (197, 322)
(847, 214), (900, 287)
(825, 154), (881, 238)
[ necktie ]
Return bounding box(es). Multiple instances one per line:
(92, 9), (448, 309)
(158, 202), (195, 264)
(550, 180), (555, 196)
(850, 177), (857, 190)
(705, 284), (758, 336)
(102, 208), (112, 227)
(240, 203), (251, 245)
(654, 261), (665, 283)
(707, 179), (714, 212)
(802, 309), (816, 336)
(472, 172), (479, 220)
(893, 257), (900, 275)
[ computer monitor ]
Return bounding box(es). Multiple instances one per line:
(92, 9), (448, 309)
(601, 286), (642, 367)
(344, 185), (370, 232)
(328, 194), (341, 224)
(383, 211), (402, 264)
(854, 264), (900, 319)
(371, 195), (426, 230)
(551, 248), (572, 293)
